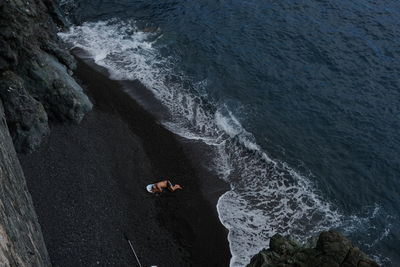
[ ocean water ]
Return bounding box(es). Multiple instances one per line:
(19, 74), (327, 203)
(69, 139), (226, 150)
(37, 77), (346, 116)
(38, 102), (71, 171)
(59, 0), (400, 266)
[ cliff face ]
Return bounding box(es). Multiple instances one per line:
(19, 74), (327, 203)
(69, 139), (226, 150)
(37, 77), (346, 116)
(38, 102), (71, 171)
(0, 101), (50, 266)
(0, 0), (92, 266)
(246, 231), (379, 267)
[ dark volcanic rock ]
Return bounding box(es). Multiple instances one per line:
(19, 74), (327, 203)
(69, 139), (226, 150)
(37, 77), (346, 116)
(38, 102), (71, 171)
(26, 52), (92, 122)
(0, 71), (49, 152)
(0, 0), (92, 265)
(0, 100), (50, 266)
(246, 231), (379, 267)
(41, 40), (77, 70)
(0, 38), (18, 71)
(42, 0), (71, 28)
(0, 0), (92, 152)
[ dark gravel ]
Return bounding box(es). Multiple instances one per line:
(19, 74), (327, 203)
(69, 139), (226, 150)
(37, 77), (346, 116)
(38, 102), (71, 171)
(19, 56), (231, 267)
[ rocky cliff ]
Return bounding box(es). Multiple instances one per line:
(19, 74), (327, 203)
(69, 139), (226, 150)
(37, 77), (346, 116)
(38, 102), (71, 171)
(0, 101), (50, 266)
(246, 231), (379, 267)
(0, 0), (92, 153)
(0, 0), (92, 265)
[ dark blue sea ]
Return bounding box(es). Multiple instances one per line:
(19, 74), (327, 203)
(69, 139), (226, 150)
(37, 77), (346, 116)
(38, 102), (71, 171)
(60, 0), (400, 265)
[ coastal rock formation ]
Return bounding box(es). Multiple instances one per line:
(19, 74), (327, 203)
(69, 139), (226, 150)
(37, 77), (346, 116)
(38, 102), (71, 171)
(0, 71), (49, 152)
(0, 101), (50, 266)
(246, 231), (379, 267)
(0, 0), (92, 265)
(0, 0), (92, 153)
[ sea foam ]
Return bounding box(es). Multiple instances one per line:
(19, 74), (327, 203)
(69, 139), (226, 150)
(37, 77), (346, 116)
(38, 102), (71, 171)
(59, 19), (383, 266)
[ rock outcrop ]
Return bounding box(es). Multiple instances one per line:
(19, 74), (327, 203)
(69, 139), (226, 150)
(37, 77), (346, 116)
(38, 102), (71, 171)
(246, 231), (379, 267)
(0, 0), (92, 153)
(0, 0), (92, 265)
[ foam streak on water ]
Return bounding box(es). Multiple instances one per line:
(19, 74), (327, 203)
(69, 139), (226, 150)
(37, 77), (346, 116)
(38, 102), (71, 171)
(59, 19), (378, 266)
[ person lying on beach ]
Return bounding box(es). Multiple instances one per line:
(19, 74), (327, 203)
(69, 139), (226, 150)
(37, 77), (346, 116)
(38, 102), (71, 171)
(146, 180), (182, 193)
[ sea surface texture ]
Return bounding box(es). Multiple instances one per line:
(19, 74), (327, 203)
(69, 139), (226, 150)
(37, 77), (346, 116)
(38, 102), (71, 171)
(60, 0), (399, 266)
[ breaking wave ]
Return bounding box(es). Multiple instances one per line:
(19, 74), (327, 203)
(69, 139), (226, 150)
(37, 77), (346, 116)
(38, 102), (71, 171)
(59, 19), (388, 266)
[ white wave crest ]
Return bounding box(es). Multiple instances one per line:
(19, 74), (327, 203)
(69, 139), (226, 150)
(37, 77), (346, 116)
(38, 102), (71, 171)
(59, 19), (385, 266)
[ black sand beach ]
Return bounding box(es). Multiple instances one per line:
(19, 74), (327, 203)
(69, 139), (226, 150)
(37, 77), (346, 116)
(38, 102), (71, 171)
(19, 55), (231, 266)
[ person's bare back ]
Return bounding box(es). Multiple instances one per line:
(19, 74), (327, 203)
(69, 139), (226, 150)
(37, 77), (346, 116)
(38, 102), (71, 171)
(146, 180), (182, 193)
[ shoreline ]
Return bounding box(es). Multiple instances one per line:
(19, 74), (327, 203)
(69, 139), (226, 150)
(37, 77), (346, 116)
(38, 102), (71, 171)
(19, 53), (231, 266)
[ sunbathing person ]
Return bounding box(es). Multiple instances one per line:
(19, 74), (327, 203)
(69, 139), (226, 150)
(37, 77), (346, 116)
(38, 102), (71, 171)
(146, 180), (182, 193)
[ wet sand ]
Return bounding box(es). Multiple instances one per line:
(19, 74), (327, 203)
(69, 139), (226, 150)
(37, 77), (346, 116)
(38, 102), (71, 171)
(19, 55), (231, 266)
